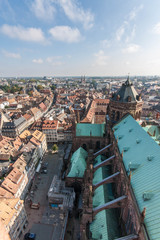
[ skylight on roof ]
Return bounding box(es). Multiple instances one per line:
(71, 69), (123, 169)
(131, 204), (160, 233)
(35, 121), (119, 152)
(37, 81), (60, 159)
(143, 192), (154, 201)
(147, 155), (154, 161)
(123, 147), (129, 152)
(128, 163), (140, 171)
(118, 135), (123, 139)
(114, 126), (119, 131)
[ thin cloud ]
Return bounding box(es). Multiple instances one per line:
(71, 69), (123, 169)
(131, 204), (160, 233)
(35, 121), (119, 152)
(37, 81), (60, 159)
(49, 25), (82, 43)
(116, 25), (126, 41)
(32, 58), (43, 64)
(30, 0), (94, 29)
(122, 44), (140, 53)
(58, 0), (94, 29)
(0, 24), (46, 43)
(153, 22), (160, 34)
(116, 4), (143, 42)
(129, 4), (144, 20)
(101, 39), (110, 48)
(2, 50), (21, 59)
(46, 56), (63, 66)
(31, 0), (56, 21)
(0, 0), (15, 21)
(94, 50), (108, 66)
(125, 25), (136, 43)
(46, 56), (61, 62)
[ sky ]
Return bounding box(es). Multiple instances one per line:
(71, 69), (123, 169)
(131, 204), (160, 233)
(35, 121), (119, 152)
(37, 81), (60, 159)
(1, 0), (160, 77)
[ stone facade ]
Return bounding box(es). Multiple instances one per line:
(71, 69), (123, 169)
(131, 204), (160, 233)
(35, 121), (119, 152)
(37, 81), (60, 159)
(108, 100), (143, 122)
(108, 77), (143, 123)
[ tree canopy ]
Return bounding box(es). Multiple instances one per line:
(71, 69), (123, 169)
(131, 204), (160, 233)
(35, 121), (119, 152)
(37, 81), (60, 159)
(52, 144), (58, 151)
(0, 85), (23, 94)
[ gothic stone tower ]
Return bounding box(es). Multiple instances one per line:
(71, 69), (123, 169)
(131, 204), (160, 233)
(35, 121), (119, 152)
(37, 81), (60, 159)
(108, 77), (143, 123)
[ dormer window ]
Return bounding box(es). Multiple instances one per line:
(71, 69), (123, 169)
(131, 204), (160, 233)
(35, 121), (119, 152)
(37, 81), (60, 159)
(116, 95), (120, 101)
(128, 96), (131, 102)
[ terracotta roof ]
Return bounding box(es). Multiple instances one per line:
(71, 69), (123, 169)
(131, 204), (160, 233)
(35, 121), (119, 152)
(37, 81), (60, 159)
(1, 167), (25, 195)
(8, 99), (16, 104)
(30, 107), (41, 116)
(42, 120), (58, 130)
(23, 113), (32, 120)
(0, 187), (13, 198)
(0, 219), (11, 240)
(81, 109), (95, 123)
(0, 154), (10, 161)
(30, 137), (41, 146)
(39, 102), (47, 111)
(94, 99), (109, 104)
(0, 198), (22, 226)
(22, 140), (36, 151)
(64, 124), (72, 131)
(13, 137), (22, 150)
(0, 137), (15, 155)
(32, 130), (45, 142)
(2, 179), (19, 195)
(19, 130), (31, 139)
(12, 155), (26, 173)
(6, 167), (23, 184)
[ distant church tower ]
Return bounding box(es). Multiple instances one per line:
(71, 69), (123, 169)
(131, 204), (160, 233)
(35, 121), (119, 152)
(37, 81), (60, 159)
(108, 76), (143, 122)
(81, 75), (85, 84)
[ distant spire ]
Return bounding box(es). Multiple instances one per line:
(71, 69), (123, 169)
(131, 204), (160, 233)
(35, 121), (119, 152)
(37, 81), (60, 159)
(125, 73), (132, 86)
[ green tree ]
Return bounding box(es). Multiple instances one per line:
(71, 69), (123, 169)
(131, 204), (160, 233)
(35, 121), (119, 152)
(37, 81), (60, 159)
(0, 84), (23, 93)
(50, 84), (56, 92)
(37, 85), (44, 91)
(28, 90), (33, 96)
(147, 112), (153, 118)
(52, 144), (58, 151)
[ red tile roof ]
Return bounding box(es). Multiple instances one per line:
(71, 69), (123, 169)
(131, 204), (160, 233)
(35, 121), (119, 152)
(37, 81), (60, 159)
(39, 102), (47, 111)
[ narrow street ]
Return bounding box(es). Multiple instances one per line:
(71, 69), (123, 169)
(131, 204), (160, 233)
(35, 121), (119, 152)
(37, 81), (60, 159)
(22, 144), (65, 239)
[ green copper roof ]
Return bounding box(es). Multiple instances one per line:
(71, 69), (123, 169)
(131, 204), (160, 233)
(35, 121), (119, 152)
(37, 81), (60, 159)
(90, 156), (119, 240)
(91, 156), (108, 240)
(143, 125), (160, 144)
(67, 147), (88, 178)
(76, 123), (105, 137)
(113, 114), (160, 240)
(70, 147), (88, 163)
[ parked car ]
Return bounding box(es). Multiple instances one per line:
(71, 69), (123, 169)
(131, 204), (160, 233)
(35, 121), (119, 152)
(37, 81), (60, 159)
(42, 162), (48, 167)
(30, 202), (40, 209)
(41, 166), (47, 170)
(43, 162), (48, 167)
(41, 169), (47, 174)
(24, 233), (36, 240)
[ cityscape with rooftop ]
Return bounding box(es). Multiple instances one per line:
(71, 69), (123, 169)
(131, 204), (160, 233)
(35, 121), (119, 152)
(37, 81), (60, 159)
(1, 1), (160, 240)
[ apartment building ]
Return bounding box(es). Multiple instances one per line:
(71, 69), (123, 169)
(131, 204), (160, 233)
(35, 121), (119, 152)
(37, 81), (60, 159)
(2, 117), (28, 138)
(30, 107), (43, 121)
(1, 167), (28, 200)
(31, 130), (47, 158)
(42, 120), (58, 143)
(0, 198), (27, 240)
